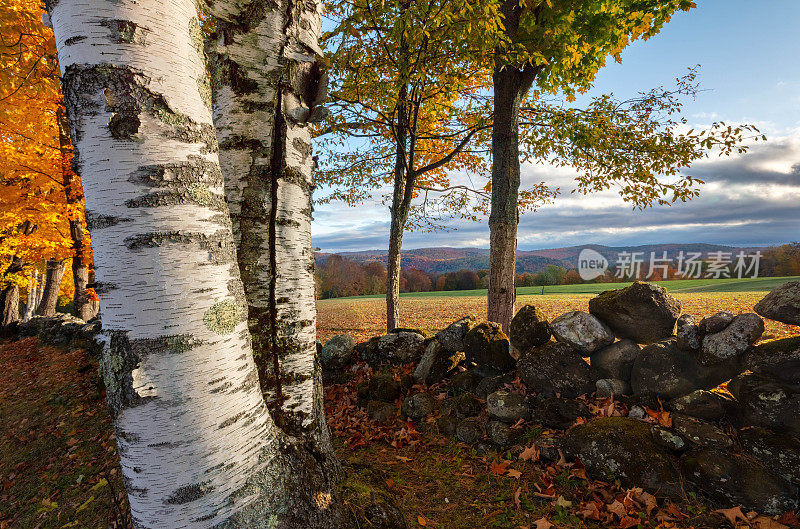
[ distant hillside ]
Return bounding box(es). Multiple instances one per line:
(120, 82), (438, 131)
(315, 243), (766, 275)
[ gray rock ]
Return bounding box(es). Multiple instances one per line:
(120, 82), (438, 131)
(532, 397), (591, 430)
(487, 420), (520, 447)
(549, 311), (615, 355)
(563, 417), (683, 497)
(740, 426), (800, 485)
(754, 281), (800, 326)
(681, 448), (798, 515)
(518, 342), (600, 398)
(368, 374), (402, 402)
(487, 390), (530, 423)
(320, 334), (355, 370)
(698, 311), (736, 335)
(437, 414), (460, 436)
(474, 373), (513, 400)
(360, 331), (425, 367)
(448, 369), (483, 396)
(728, 373), (800, 437)
(630, 339), (741, 400)
(590, 339), (641, 381)
(676, 314), (701, 351)
(440, 393), (483, 420)
(509, 305), (552, 353)
(651, 426), (688, 452)
(366, 400), (396, 423)
(413, 339), (461, 385)
(595, 378), (631, 398)
(436, 316), (473, 352)
(535, 438), (562, 462)
(628, 405), (647, 420)
(666, 390), (734, 422)
(700, 313), (764, 365)
(588, 281), (682, 344)
(744, 336), (800, 385)
(456, 417), (484, 444)
(672, 414), (732, 448)
(401, 393), (436, 421)
(464, 322), (515, 374)
(363, 496), (408, 529)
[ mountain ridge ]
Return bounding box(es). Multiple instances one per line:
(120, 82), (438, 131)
(315, 243), (767, 274)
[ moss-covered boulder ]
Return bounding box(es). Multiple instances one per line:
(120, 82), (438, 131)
(630, 339), (741, 400)
(728, 372), (800, 437)
(744, 335), (800, 385)
(518, 342), (600, 398)
(562, 417), (682, 497)
(754, 281), (800, 326)
(464, 322), (515, 374)
(509, 305), (551, 353)
(681, 448), (798, 515)
(740, 426), (800, 485)
(435, 316), (473, 352)
(588, 281), (682, 344)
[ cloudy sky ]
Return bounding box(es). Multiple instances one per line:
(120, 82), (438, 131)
(312, 0), (800, 253)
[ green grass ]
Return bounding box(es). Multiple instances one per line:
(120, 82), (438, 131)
(329, 276), (800, 300)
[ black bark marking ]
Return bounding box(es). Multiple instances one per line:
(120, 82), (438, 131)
(124, 231), (237, 264)
(166, 482), (215, 505)
(128, 157), (224, 188)
(85, 211), (132, 231)
(108, 112), (140, 139)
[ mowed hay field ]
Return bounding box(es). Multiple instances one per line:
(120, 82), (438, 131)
(317, 277), (800, 344)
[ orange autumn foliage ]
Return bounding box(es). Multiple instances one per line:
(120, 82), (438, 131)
(0, 0), (91, 297)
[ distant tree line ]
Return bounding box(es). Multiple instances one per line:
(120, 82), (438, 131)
(316, 244), (800, 299)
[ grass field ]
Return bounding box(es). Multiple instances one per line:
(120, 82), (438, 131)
(330, 276), (800, 300)
(317, 277), (800, 343)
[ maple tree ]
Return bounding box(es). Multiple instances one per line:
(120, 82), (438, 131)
(319, 0), (556, 331)
(480, 0), (763, 330)
(0, 0), (93, 322)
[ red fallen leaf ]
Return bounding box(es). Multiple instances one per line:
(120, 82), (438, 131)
(714, 506), (749, 527)
(752, 515), (789, 529)
(645, 408), (672, 427)
(570, 467), (587, 481)
(507, 469), (522, 479)
(578, 501), (602, 520)
(607, 500), (628, 519)
(777, 512), (799, 526)
(489, 460), (510, 475)
(533, 518), (553, 529)
(657, 502), (688, 521)
(514, 487), (522, 510)
(619, 515), (640, 529)
(417, 514), (428, 526)
(519, 444), (539, 462)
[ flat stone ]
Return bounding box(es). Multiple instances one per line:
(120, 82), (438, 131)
(700, 313), (764, 365)
(550, 311), (615, 355)
(487, 390), (530, 423)
(699, 311), (736, 334)
(672, 414), (732, 448)
(666, 390), (734, 422)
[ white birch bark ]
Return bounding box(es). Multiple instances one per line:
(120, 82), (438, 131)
(23, 270), (39, 322)
(207, 0), (330, 444)
(46, 1), (347, 527)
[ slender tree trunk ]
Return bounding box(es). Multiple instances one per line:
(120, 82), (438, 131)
(57, 106), (95, 321)
(36, 258), (65, 317)
(1, 285), (20, 327)
(385, 79), (410, 332)
(47, 1), (347, 526)
(206, 0), (340, 479)
(23, 269), (39, 321)
(487, 0), (539, 331)
(1, 255), (23, 326)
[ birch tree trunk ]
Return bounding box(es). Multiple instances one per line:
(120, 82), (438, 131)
(46, 1), (347, 526)
(36, 258), (65, 317)
(23, 270), (39, 321)
(206, 0), (338, 473)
